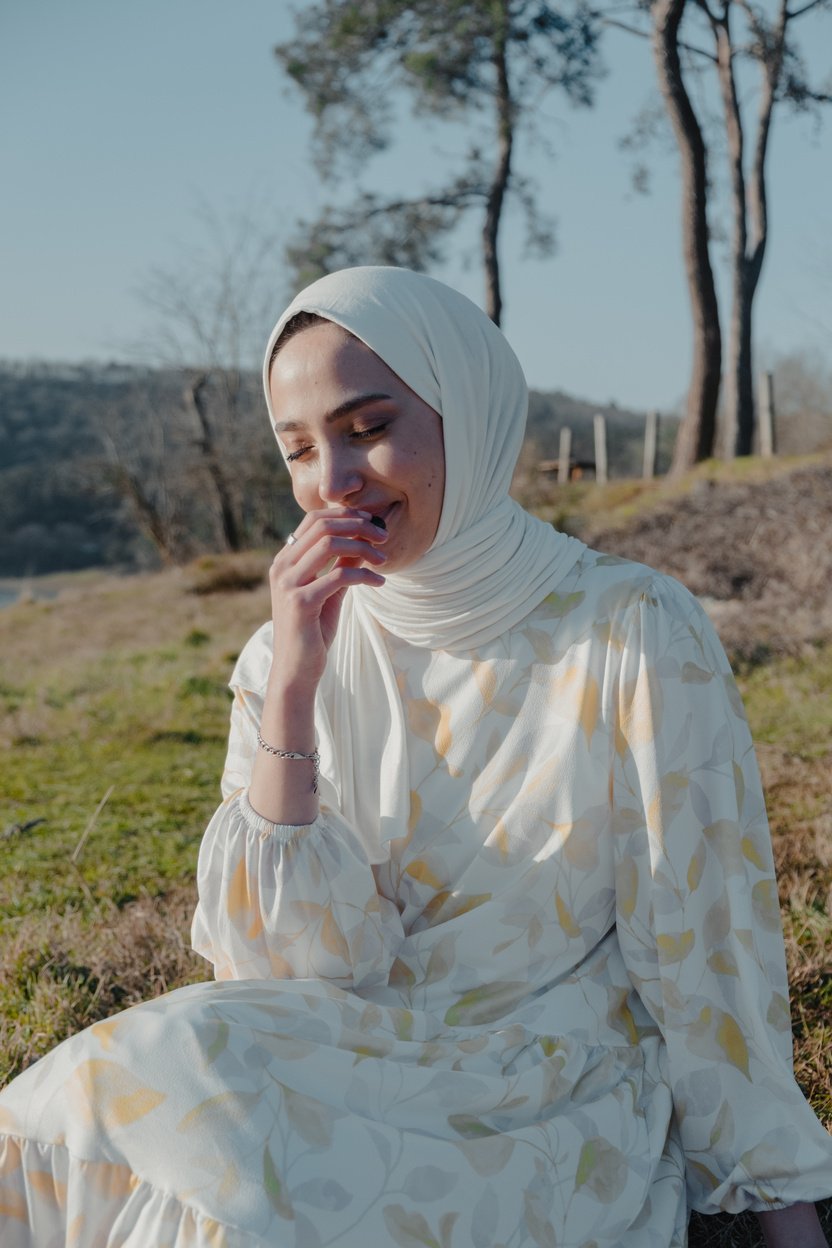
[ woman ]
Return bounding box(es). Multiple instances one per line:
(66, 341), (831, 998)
(1, 267), (830, 1247)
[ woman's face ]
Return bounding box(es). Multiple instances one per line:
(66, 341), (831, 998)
(269, 320), (445, 574)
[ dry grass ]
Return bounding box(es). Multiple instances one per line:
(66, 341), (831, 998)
(0, 884), (207, 1084)
(2, 480), (832, 1242)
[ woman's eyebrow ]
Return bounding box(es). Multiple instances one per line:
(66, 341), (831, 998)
(274, 393), (393, 434)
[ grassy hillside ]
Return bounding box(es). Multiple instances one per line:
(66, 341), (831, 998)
(1, 475), (831, 1242)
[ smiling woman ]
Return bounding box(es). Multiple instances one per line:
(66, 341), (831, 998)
(1, 268), (831, 1248)
(270, 316), (445, 575)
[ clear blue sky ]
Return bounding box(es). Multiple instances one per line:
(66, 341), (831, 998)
(1, 0), (830, 411)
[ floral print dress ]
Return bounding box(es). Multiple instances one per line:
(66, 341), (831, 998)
(1, 550), (831, 1248)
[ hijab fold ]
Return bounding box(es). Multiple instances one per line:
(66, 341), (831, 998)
(235, 268), (585, 862)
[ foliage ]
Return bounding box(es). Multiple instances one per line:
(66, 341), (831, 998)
(0, 362), (302, 576)
(276, 0), (602, 320)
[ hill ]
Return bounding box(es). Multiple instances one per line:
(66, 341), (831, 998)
(0, 362), (674, 577)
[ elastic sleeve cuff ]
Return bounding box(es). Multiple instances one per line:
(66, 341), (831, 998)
(237, 789), (320, 843)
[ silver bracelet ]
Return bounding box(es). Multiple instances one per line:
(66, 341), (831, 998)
(256, 730), (320, 794)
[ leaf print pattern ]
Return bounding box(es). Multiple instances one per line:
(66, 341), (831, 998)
(1, 550), (831, 1248)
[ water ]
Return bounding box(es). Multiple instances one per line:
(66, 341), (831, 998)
(0, 588), (19, 610)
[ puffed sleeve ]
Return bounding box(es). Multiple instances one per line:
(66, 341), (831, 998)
(190, 682), (404, 990)
(612, 575), (832, 1214)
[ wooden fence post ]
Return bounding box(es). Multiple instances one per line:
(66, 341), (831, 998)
(758, 372), (775, 458)
(643, 410), (658, 480)
(594, 414), (608, 484)
(558, 426), (572, 484)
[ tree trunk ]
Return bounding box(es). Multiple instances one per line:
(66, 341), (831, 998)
(116, 467), (178, 565)
(482, 2), (513, 327)
(718, 1), (785, 456)
(184, 373), (242, 552)
(653, 0), (721, 475)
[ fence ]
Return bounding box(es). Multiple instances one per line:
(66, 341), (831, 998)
(539, 372), (776, 484)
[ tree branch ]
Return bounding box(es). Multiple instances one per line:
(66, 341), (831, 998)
(786, 0), (830, 18)
(603, 16), (718, 60)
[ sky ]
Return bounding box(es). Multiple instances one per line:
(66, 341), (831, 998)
(1, 0), (830, 412)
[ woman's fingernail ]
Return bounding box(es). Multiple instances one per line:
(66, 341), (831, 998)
(357, 510), (372, 519)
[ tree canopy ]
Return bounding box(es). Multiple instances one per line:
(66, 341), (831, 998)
(276, 0), (603, 324)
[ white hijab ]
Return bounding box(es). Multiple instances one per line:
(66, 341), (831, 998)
(243, 267), (585, 861)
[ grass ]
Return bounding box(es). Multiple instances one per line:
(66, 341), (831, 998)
(511, 449), (832, 537)
(0, 551), (830, 1244)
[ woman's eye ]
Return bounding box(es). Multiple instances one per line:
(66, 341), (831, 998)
(352, 423), (388, 441)
(285, 445), (312, 463)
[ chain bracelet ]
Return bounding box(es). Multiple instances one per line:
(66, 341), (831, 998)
(256, 730), (320, 794)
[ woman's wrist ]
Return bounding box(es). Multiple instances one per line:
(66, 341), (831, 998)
(248, 676), (319, 826)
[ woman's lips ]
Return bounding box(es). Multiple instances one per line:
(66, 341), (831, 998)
(368, 502), (397, 529)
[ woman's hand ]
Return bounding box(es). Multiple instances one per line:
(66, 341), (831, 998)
(268, 507), (388, 696)
(249, 508), (387, 826)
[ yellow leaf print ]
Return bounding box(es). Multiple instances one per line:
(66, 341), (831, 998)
(619, 665), (663, 748)
(383, 1204), (441, 1248)
(550, 666), (599, 746)
(575, 1137), (628, 1202)
(406, 859), (444, 891)
(752, 879), (782, 933)
(473, 659), (497, 707)
(716, 1011), (751, 1079)
(689, 1159), (721, 1192)
(320, 908), (350, 963)
(615, 855), (638, 921)
(408, 790), (422, 836)
(702, 819), (745, 876)
(66, 1061), (165, 1130)
(0, 1186), (28, 1222)
(741, 836), (766, 871)
(408, 697), (453, 761)
(555, 892), (581, 938)
(28, 1170), (66, 1210)
(707, 950), (739, 976)
(766, 991), (791, 1034)
(177, 1091), (261, 1134)
(85, 1161), (137, 1201)
(647, 771), (688, 836)
(226, 855), (264, 941)
(490, 818), (509, 863)
(688, 1006), (751, 1079)
(687, 840), (706, 892)
(90, 1017), (122, 1052)
(733, 761), (745, 815)
(657, 930), (695, 964)
(0, 1107), (18, 1133)
(559, 817), (599, 871)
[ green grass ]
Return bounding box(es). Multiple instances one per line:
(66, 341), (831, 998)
(735, 642), (832, 759)
(1, 644), (232, 919)
(0, 559), (831, 1244)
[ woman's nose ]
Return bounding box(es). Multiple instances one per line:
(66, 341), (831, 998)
(316, 449), (363, 505)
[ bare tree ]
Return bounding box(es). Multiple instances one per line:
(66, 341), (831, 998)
(612, 0), (831, 470)
(276, 0), (602, 326)
(126, 210), (299, 554)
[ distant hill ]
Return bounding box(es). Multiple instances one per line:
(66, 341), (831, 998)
(0, 363), (158, 577)
(0, 363), (679, 577)
(526, 390), (679, 479)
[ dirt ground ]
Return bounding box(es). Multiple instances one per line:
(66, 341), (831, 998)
(583, 461), (832, 658)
